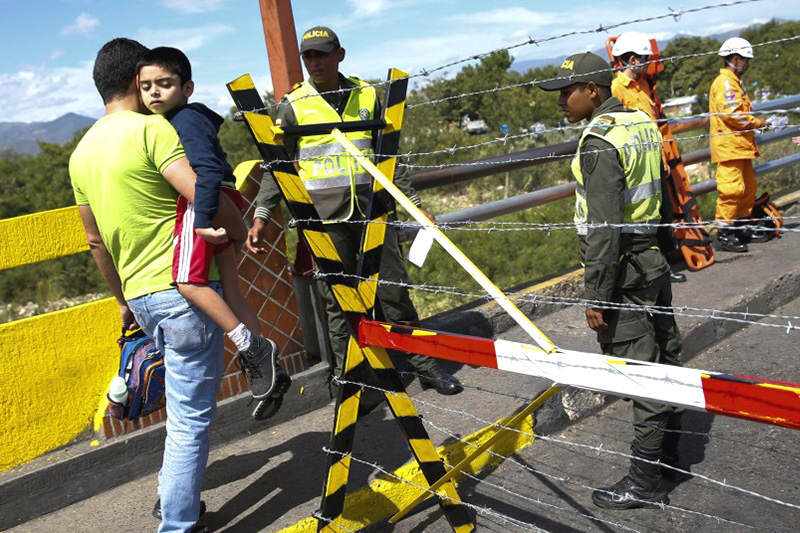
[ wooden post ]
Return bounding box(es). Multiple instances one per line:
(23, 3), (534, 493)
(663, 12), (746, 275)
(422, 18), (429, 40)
(258, 0), (303, 101)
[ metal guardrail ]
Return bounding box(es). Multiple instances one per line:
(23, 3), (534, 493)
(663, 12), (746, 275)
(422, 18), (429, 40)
(434, 126), (800, 226)
(410, 94), (800, 191)
(669, 94), (800, 133)
(411, 141), (576, 191)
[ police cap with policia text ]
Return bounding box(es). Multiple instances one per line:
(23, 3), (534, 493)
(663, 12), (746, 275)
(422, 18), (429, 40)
(300, 26), (341, 53)
(539, 52), (613, 91)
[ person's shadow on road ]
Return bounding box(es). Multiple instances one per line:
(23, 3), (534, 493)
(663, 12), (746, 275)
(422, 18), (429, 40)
(201, 414), (416, 532)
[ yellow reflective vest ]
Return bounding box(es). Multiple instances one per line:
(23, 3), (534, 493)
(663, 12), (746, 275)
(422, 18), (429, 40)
(572, 110), (663, 235)
(287, 77), (377, 221)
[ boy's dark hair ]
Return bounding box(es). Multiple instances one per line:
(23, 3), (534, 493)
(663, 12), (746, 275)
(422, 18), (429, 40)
(93, 38), (149, 104)
(137, 47), (192, 85)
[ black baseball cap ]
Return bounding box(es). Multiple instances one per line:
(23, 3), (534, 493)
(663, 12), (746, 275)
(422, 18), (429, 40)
(300, 26), (341, 54)
(539, 52), (613, 91)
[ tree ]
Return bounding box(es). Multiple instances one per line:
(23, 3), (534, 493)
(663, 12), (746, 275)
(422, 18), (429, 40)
(659, 36), (722, 99)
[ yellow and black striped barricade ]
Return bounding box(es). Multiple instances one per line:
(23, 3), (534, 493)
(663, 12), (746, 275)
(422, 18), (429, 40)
(227, 72), (474, 533)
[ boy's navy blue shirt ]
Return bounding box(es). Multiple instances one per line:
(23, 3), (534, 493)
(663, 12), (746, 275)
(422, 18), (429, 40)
(166, 103), (235, 229)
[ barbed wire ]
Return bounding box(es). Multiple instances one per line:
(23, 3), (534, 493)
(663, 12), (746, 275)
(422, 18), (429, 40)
(395, 370), (800, 461)
(257, 122), (796, 173)
(420, 416), (773, 531)
(310, 512), (357, 533)
(235, 0), (767, 114)
(394, 108), (796, 161)
(289, 215), (799, 235)
(407, 33), (800, 110)
(396, 125), (791, 170)
(407, 0), (765, 81)
(333, 376), (800, 512)
(432, 451), (646, 533)
(254, 107), (796, 166)
(322, 447), (549, 531)
(313, 272), (800, 333)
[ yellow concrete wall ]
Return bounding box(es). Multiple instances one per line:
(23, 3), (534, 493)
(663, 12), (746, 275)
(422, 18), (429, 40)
(0, 206), (87, 271)
(0, 178), (267, 471)
(0, 297), (120, 471)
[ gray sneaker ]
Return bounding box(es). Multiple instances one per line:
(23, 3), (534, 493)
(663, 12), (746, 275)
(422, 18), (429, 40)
(237, 336), (278, 399)
(251, 367), (292, 420)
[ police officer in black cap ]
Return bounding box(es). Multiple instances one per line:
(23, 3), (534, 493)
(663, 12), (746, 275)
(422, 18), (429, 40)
(249, 26), (463, 396)
(540, 52), (684, 509)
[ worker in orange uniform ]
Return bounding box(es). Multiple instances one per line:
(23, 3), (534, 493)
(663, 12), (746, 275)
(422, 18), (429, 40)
(610, 32), (686, 283)
(709, 37), (770, 252)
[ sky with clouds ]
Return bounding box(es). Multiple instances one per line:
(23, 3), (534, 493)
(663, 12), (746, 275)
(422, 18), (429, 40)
(1, 0), (797, 123)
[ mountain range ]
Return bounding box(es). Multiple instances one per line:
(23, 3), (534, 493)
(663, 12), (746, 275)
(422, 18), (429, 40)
(0, 112), (95, 155)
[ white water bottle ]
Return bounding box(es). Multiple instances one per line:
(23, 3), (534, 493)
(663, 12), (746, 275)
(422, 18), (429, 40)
(108, 376), (128, 405)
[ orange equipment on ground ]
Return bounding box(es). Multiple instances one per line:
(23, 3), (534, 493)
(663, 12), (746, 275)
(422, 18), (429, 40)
(606, 36), (715, 271)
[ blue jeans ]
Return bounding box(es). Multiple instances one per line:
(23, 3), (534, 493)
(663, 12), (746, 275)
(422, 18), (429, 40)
(128, 286), (223, 533)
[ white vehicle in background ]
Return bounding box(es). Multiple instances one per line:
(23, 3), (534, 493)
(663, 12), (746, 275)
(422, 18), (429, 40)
(461, 113), (489, 134)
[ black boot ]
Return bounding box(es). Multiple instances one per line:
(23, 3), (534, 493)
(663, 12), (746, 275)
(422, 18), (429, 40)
(418, 366), (463, 395)
(736, 220), (771, 243)
(592, 450), (669, 509)
(669, 271), (687, 283)
(714, 227), (748, 253)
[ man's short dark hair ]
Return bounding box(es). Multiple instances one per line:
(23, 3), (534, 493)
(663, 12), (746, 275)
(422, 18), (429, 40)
(93, 38), (149, 104)
(137, 47), (192, 85)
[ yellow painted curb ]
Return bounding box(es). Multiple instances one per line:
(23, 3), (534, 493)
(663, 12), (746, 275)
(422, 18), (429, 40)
(0, 297), (120, 471)
(278, 410), (535, 532)
(0, 206), (88, 271)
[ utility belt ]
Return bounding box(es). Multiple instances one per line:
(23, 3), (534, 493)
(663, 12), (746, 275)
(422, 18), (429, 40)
(620, 233), (659, 254)
(617, 244), (670, 291)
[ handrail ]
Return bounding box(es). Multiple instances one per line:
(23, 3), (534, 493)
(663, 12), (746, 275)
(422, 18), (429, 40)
(398, 124), (800, 236)
(411, 141), (577, 191)
(670, 93), (800, 133)
(410, 94), (800, 190)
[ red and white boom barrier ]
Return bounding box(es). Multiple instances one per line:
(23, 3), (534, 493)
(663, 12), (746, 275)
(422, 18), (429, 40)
(359, 319), (800, 431)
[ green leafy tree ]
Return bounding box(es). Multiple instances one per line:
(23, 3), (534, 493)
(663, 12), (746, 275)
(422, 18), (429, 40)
(659, 36), (722, 98)
(742, 19), (800, 96)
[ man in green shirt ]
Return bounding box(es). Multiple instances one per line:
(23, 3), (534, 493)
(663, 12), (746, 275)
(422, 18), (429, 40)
(540, 52), (684, 510)
(246, 26), (462, 396)
(70, 38), (243, 533)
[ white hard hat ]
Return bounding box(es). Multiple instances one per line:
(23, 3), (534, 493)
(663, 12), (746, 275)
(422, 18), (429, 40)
(612, 32), (653, 57)
(718, 37), (754, 58)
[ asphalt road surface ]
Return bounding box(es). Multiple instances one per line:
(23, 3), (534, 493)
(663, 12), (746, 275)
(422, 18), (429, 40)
(398, 296), (800, 532)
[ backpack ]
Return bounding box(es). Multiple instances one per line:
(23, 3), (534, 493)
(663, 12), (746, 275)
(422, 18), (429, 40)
(107, 328), (166, 420)
(751, 192), (783, 241)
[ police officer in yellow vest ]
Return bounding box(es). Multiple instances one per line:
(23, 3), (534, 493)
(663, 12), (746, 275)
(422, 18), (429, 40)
(540, 52), (683, 509)
(249, 26), (463, 395)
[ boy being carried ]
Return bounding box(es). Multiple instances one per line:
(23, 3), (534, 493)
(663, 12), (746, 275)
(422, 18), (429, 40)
(137, 47), (290, 410)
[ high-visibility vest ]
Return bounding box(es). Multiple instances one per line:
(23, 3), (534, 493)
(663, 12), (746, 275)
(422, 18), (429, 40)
(287, 77), (377, 221)
(572, 109), (663, 236)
